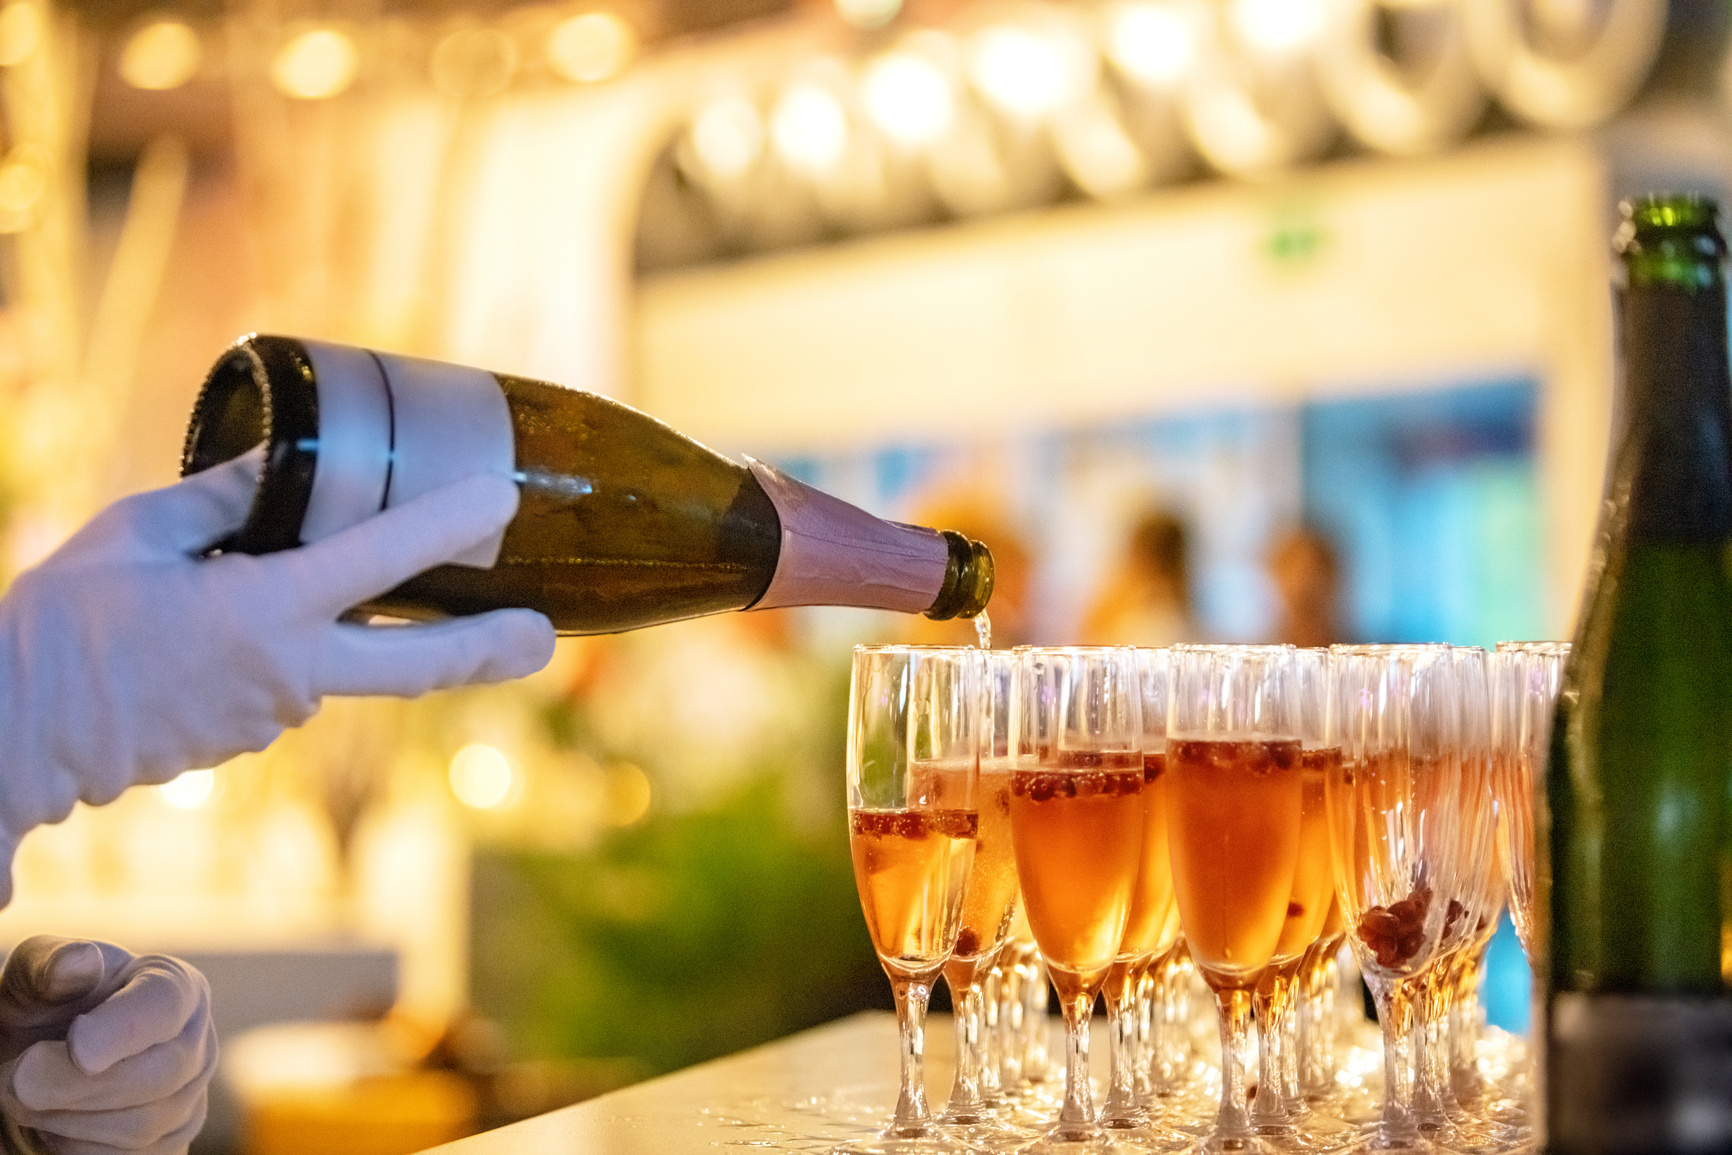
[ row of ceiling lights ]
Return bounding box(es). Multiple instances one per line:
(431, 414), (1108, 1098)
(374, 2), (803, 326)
(647, 0), (1663, 259)
(0, 2), (641, 99)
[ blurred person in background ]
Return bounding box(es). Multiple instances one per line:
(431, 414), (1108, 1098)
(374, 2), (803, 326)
(1081, 508), (1198, 647)
(0, 453), (555, 1153)
(1266, 524), (1349, 649)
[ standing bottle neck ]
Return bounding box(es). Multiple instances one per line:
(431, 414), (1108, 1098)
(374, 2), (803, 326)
(1613, 198), (1732, 545)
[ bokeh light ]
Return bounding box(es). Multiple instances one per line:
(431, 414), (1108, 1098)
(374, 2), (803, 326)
(431, 28), (518, 98)
(1058, 98), (1147, 197)
(835, 0), (901, 30)
(450, 743), (518, 810)
(862, 51), (955, 147)
(771, 84), (849, 172)
(690, 96), (764, 180)
(0, 3), (38, 68)
(547, 11), (636, 84)
(1107, 2), (1196, 86)
(270, 28), (358, 100)
(160, 768), (216, 810)
(605, 762), (652, 826)
(1230, 0), (1327, 55)
(119, 19), (201, 91)
(0, 144), (47, 224)
(969, 26), (1080, 118)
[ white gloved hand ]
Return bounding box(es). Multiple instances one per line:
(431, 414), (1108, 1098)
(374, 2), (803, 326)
(0, 936), (215, 1155)
(0, 452), (556, 901)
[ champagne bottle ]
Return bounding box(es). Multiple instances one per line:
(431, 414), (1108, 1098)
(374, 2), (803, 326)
(180, 335), (993, 634)
(1544, 194), (1732, 1153)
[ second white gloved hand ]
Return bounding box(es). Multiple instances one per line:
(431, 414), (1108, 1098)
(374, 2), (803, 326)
(0, 936), (215, 1155)
(0, 453), (556, 902)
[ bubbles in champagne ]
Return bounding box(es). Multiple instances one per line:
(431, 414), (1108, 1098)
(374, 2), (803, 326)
(974, 610), (992, 650)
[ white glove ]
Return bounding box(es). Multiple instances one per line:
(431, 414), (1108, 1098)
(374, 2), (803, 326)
(0, 936), (215, 1155)
(0, 452), (556, 901)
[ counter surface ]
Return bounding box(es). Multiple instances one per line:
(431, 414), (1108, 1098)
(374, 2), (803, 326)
(418, 1011), (990, 1153)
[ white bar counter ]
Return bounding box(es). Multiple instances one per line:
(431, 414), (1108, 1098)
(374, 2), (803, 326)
(417, 1011), (982, 1154)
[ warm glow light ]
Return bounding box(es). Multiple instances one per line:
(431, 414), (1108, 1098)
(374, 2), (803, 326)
(271, 28), (358, 100)
(690, 97), (763, 180)
(1107, 3), (1195, 86)
(431, 28), (518, 98)
(835, 0), (901, 30)
(771, 84), (849, 172)
(970, 26), (1076, 118)
(547, 11), (636, 83)
(862, 52), (954, 146)
(1229, 0), (1326, 55)
(0, 144), (47, 221)
(606, 763), (652, 826)
(160, 768), (215, 809)
(450, 744), (516, 810)
(0, 3), (38, 68)
(119, 19), (201, 91)
(1060, 100), (1147, 197)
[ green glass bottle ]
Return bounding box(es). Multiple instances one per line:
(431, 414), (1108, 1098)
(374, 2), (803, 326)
(180, 335), (993, 634)
(1544, 194), (1732, 1153)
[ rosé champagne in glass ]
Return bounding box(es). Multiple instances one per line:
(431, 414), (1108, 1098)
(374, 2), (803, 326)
(843, 646), (981, 1155)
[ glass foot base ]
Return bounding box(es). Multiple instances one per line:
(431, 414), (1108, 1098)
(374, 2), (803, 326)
(834, 1126), (980, 1154)
(937, 1114), (1045, 1150)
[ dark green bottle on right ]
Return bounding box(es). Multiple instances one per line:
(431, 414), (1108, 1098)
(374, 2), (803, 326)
(1544, 193), (1732, 1154)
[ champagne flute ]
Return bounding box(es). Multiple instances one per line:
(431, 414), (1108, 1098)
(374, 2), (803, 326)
(1166, 644), (1305, 1153)
(1325, 644), (1460, 1152)
(1008, 646), (1147, 1152)
(1251, 647), (1356, 1149)
(1099, 648), (1196, 1146)
(844, 645), (982, 1155)
(1485, 641), (1569, 1134)
(937, 649), (1034, 1142)
(1491, 642), (1569, 963)
(1408, 648), (1510, 1152)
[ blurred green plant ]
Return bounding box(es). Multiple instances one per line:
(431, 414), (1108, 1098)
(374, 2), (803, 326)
(469, 771), (886, 1076)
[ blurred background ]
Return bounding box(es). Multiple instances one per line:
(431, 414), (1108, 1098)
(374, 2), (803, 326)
(0, 0), (1723, 1149)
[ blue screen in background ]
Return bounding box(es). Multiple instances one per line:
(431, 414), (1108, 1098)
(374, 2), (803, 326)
(1301, 380), (1545, 649)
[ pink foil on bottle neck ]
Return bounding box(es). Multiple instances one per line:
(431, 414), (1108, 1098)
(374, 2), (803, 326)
(746, 458), (949, 613)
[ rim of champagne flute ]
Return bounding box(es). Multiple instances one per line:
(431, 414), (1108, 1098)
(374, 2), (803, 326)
(1494, 639), (1572, 654)
(1170, 642), (1294, 654)
(1327, 642), (1450, 653)
(852, 643), (988, 654)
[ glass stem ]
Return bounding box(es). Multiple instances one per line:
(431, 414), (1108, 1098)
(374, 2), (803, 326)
(1023, 948), (1051, 1084)
(981, 959), (1004, 1102)
(1412, 970), (1455, 1124)
(1302, 949), (1338, 1101)
(1000, 952), (1024, 1090)
(1214, 985), (1256, 1142)
(1101, 963), (1140, 1126)
(1279, 963), (1304, 1106)
(1054, 987), (1099, 1139)
(1133, 964), (1156, 1102)
(1450, 945), (1487, 1104)
(943, 978), (987, 1121)
(1159, 950), (1193, 1096)
(1252, 968), (1294, 1129)
(1367, 971), (1419, 1146)
(889, 975), (936, 1135)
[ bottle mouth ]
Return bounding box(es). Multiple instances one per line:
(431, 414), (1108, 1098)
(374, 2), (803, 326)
(1615, 193), (1728, 291)
(1624, 192), (1720, 234)
(925, 532), (995, 621)
(180, 334), (319, 554)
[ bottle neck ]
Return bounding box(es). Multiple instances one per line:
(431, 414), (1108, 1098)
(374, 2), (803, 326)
(1614, 279), (1732, 544)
